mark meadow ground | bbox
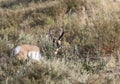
[0,0,120,84]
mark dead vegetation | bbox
[0,0,120,83]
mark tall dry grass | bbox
[0,0,120,83]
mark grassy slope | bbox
[0,0,120,83]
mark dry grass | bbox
[0,0,120,83]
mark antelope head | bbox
[49,26,64,54]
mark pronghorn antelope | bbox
[13,27,64,61]
[13,44,42,61]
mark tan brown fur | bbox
[14,44,40,61]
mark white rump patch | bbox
[28,51,43,61]
[13,46,21,56]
